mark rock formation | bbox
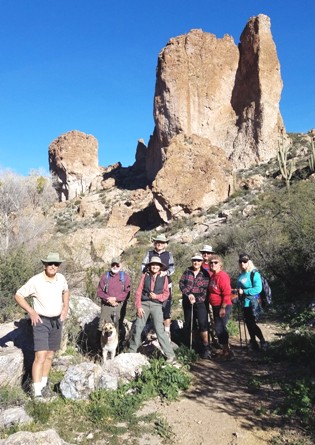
[152,134,234,222]
[146,14,284,181]
[49,130,102,201]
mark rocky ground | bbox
[135,322,301,445]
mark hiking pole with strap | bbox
[237,301,243,348]
[243,318,248,347]
[190,302,194,350]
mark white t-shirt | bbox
[16,271,68,317]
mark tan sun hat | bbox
[200,244,215,253]
[191,253,203,261]
[147,256,167,270]
[152,234,169,243]
[41,252,64,264]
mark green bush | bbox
[0,247,38,321]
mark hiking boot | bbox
[260,341,269,351]
[41,385,54,399]
[248,340,259,352]
[199,345,211,359]
[165,357,181,369]
[219,349,235,361]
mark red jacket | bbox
[208,270,232,307]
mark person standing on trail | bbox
[200,244,216,275]
[208,255,234,360]
[141,234,175,338]
[179,253,210,359]
[97,256,131,341]
[129,256,176,364]
[236,253,268,352]
[14,252,69,399]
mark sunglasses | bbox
[111,263,120,267]
[239,260,249,264]
[46,262,61,267]
[192,259,202,262]
[210,261,219,264]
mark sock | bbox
[41,376,48,389]
[33,382,42,397]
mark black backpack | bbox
[250,270,272,309]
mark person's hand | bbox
[219,307,226,317]
[60,308,68,322]
[107,297,118,306]
[159,271,167,277]
[29,310,42,326]
[149,292,157,300]
[137,308,145,318]
[188,294,196,304]
[238,288,244,295]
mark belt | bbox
[40,315,61,329]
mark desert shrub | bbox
[0,386,28,409]
[213,181,315,304]
[0,247,38,321]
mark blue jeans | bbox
[212,305,232,345]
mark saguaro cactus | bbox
[308,138,315,173]
[277,134,295,191]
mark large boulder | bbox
[152,133,234,222]
[0,429,71,445]
[60,353,149,400]
[49,130,102,201]
[146,14,284,181]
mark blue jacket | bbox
[237,269,263,316]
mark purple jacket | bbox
[97,271,131,303]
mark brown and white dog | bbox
[100,321,119,362]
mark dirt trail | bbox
[141,322,284,445]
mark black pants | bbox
[243,307,265,344]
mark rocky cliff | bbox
[49,130,102,201]
[146,14,284,181]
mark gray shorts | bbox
[33,315,63,352]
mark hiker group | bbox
[97,237,270,361]
[14,236,270,398]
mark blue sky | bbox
[0,0,314,176]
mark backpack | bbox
[103,271,126,293]
[250,270,272,309]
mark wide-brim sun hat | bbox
[147,256,167,270]
[41,252,64,264]
[152,234,169,243]
[200,244,215,253]
[191,253,204,261]
[111,257,121,265]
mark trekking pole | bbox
[237,302,243,348]
[190,302,194,350]
[243,319,248,347]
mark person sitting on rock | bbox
[129,256,176,364]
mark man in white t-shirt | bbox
[15,252,69,399]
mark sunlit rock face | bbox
[146,14,284,181]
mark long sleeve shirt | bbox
[208,270,232,307]
[97,271,131,303]
[141,250,175,277]
[237,270,262,296]
[135,272,169,309]
[179,267,209,303]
